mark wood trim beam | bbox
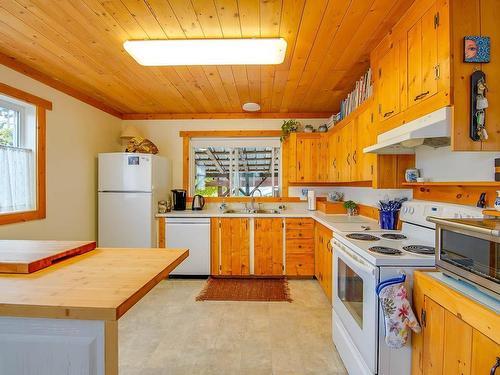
[182,137,190,191]
[180,130,282,138]
[123,112,331,120]
[0,52,123,119]
[0,82,52,110]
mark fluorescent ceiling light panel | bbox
[123,38,287,66]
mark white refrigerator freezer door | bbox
[98,153,152,192]
[98,192,154,248]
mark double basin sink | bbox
[222,208,281,215]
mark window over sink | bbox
[190,138,281,198]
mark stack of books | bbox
[336,68,373,121]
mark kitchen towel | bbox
[379,283,421,349]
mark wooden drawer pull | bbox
[414,91,430,101]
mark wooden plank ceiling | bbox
[0,0,414,118]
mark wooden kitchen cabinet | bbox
[314,222,333,303]
[412,271,500,375]
[406,1,439,108]
[210,217,250,276]
[254,218,283,276]
[287,133,322,183]
[285,218,314,277]
[374,37,404,122]
[352,104,376,182]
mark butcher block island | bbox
[0,245,188,375]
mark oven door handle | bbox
[334,242,376,276]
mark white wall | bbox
[122,118,327,189]
[0,65,122,240]
[288,186,413,206]
[415,145,499,181]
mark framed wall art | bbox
[464,36,490,63]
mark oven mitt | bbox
[379,283,421,349]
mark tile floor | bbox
[119,279,347,375]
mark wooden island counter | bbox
[0,247,188,375]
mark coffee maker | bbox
[171,189,187,211]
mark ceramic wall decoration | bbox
[318,124,328,133]
[327,191,344,202]
[404,168,420,182]
[464,36,490,63]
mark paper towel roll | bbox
[307,190,316,211]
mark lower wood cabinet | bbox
[254,218,283,276]
[412,271,500,375]
[285,218,315,277]
[210,217,250,276]
[211,217,317,278]
[315,223,333,303]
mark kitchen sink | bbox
[222,209,281,215]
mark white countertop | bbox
[156,209,381,233]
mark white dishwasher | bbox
[166,217,211,276]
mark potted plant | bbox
[280,119,300,142]
[343,200,358,216]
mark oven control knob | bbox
[409,207,415,214]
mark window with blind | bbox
[0,96,36,214]
[190,138,281,198]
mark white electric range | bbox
[331,200,484,375]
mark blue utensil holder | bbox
[379,210,399,230]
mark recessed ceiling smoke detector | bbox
[242,102,261,112]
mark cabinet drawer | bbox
[286,238,314,253]
[286,253,314,276]
[285,218,314,230]
[286,228,314,239]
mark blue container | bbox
[379,210,399,230]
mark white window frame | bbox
[190,137,282,197]
[0,98,25,148]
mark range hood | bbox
[363,107,451,154]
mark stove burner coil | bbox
[381,233,408,240]
[346,233,380,241]
[368,246,402,255]
[402,245,435,255]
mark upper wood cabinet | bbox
[375,38,405,121]
[407,2,440,108]
[371,0,499,150]
[371,0,451,135]
[254,218,283,276]
[288,133,322,183]
[352,105,376,182]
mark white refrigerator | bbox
[98,153,171,248]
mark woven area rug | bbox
[196,277,292,302]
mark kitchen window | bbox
[0,85,50,225]
[190,138,281,197]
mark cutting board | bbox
[0,240,96,273]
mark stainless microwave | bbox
[428,217,499,297]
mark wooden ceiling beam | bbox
[126,112,330,120]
